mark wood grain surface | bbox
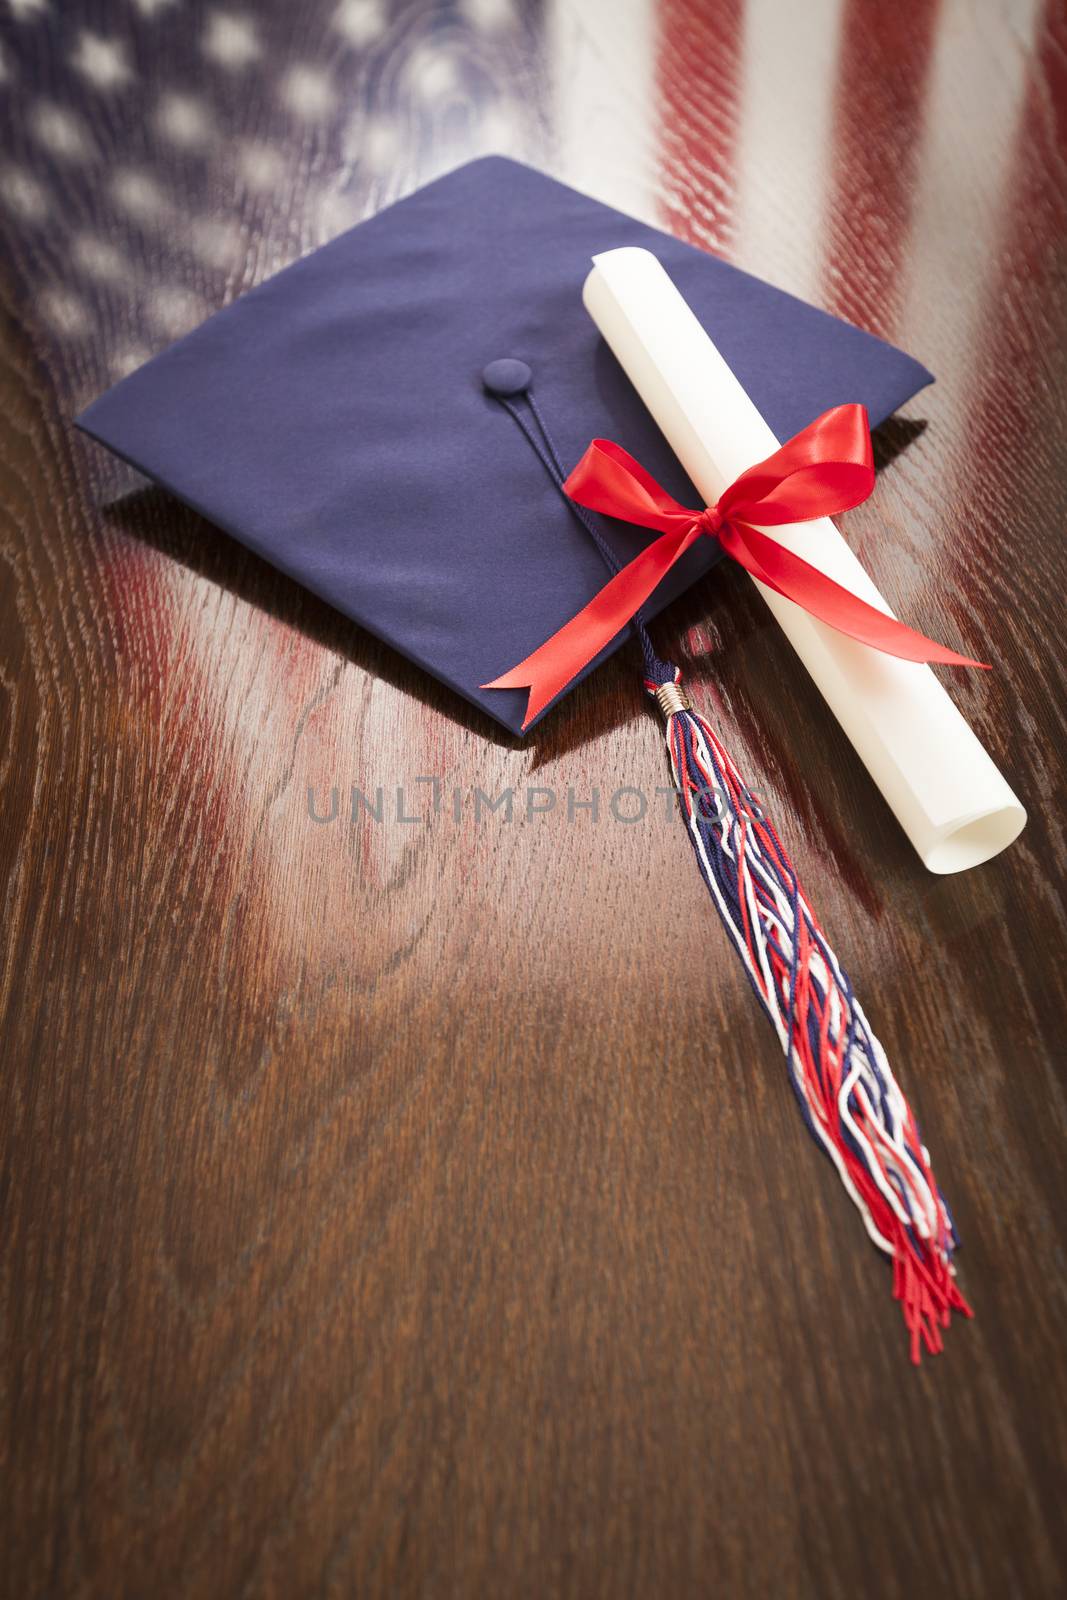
[2,1,1066,1596]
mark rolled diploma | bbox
[584,247,1025,874]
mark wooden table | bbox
[2,2,1065,1595]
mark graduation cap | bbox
[78,155,933,737]
[77,155,976,1359]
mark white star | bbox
[280,64,335,120]
[236,139,285,191]
[476,104,520,155]
[0,165,48,221]
[30,102,95,161]
[70,32,132,90]
[348,115,400,170]
[332,0,385,46]
[111,167,170,220]
[317,187,362,240]
[202,11,260,68]
[149,284,208,337]
[156,91,212,148]
[459,0,513,27]
[40,288,89,337]
[110,343,151,379]
[408,47,458,99]
[72,233,125,281]
[189,215,243,268]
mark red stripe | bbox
[822,0,942,335]
[656,0,744,254]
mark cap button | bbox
[482,358,532,397]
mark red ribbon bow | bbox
[484,403,987,729]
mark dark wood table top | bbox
[2,2,1065,1596]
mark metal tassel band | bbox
[653,679,691,719]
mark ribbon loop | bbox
[483,403,988,730]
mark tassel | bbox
[644,660,972,1361]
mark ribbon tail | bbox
[722,522,990,669]
[483,526,699,729]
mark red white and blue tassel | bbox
[643,654,972,1360]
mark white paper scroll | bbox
[583,247,1025,874]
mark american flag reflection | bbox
[0,0,1052,410]
[0,0,1059,1037]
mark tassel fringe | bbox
[647,665,971,1361]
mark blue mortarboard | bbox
[76,155,931,736]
